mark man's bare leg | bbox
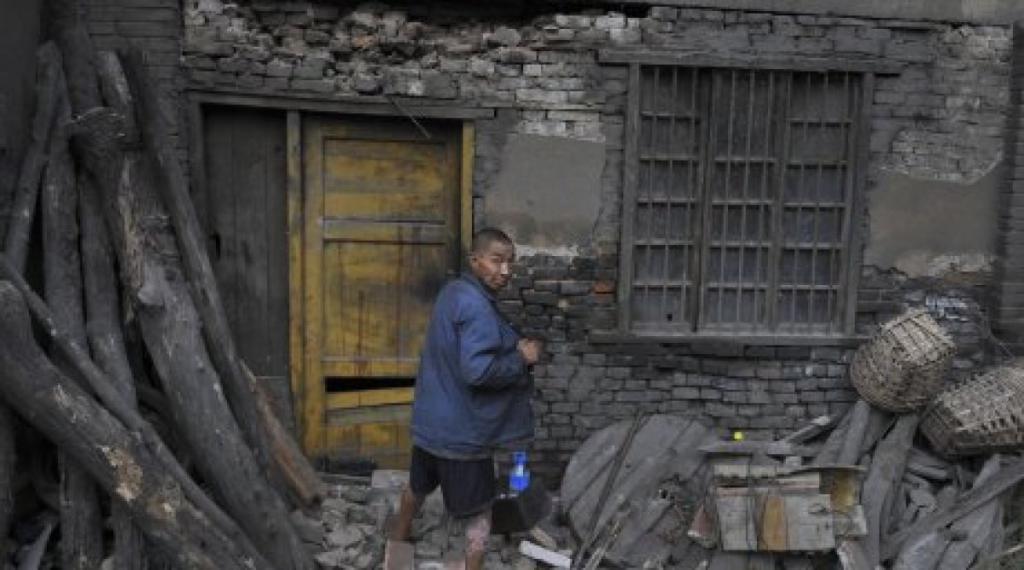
[464,508,491,570]
[390,486,423,541]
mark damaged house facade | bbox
[3,0,1024,485]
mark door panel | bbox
[201,106,293,429]
[300,115,462,468]
[321,238,446,377]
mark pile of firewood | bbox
[0,2,324,569]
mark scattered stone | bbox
[290,510,325,544]
[326,526,364,550]
[485,26,522,47]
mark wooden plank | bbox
[287,110,304,437]
[203,105,295,427]
[321,220,448,243]
[460,122,474,258]
[841,73,872,336]
[700,440,817,457]
[716,493,834,552]
[863,414,919,566]
[326,388,413,410]
[562,416,717,567]
[813,405,852,465]
[598,50,905,74]
[301,115,327,455]
[837,400,871,465]
[932,455,1003,569]
[782,414,834,444]
[190,89,496,119]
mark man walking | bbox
[389,228,542,570]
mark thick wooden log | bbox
[862,414,919,567]
[3,42,62,272]
[0,282,274,570]
[0,253,257,552]
[118,48,322,508]
[41,69,104,570]
[51,25,312,570]
[80,173,145,570]
[0,405,13,566]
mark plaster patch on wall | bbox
[485,134,605,250]
[864,167,1000,278]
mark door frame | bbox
[187,89,487,455]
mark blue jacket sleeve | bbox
[456,295,526,390]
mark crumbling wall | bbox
[178,1,1010,481]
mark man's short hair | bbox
[471,228,513,254]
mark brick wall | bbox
[83,0,186,165]
[994,22,1024,353]
[176,1,1007,482]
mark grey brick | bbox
[672,387,701,399]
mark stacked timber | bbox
[0,1,325,567]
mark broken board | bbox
[560,415,719,568]
[715,492,836,552]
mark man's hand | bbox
[517,338,543,365]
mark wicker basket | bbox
[921,365,1024,457]
[849,309,955,412]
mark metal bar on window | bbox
[659,67,679,327]
[685,66,699,329]
[789,73,813,332]
[753,71,775,332]
[696,71,718,332]
[767,72,793,330]
[717,70,737,327]
[736,69,755,330]
[808,72,827,330]
[643,66,660,324]
[827,72,851,334]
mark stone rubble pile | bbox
[303,474,570,570]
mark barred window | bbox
[620,64,869,338]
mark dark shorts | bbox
[409,446,496,518]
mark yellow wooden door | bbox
[298,115,464,469]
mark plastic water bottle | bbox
[509,451,530,494]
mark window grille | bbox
[621,65,867,337]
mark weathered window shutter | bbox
[623,64,866,338]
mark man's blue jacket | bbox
[411,273,534,458]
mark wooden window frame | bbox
[605,53,885,344]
